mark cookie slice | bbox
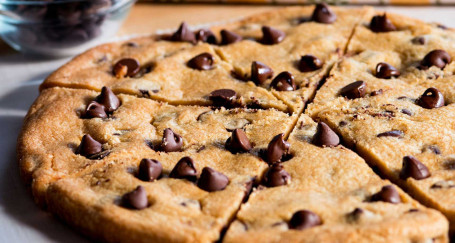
[216,6,371,113]
[224,114,448,242]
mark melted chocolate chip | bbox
[262,163,290,187]
[266,133,290,163]
[243,178,255,202]
[369,14,397,33]
[299,55,323,72]
[289,210,322,230]
[421,50,451,69]
[83,101,107,119]
[411,36,426,45]
[400,156,431,180]
[261,26,285,45]
[161,128,183,152]
[113,58,140,78]
[423,145,441,155]
[312,122,340,147]
[375,62,400,79]
[197,167,229,192]
[225,129,253,153]
[138,159,162,182]
[187,52,214,70]
[194,29,217,44]
[416,87,444,109]
[347,208,364,222]
[220,29,242,45]
[401,109,413,116]
[371,185,401,204]
[251,61,273,85]
[270,71,296,91]
[340,81,366,99]
[76,134,103,158]
[209,89,238,107]
[377,130,403,138]
[96,87,120,113]
[169,157,198,181]
[311,3,336,24]
[170,22,196,44]
[122,186,148,210]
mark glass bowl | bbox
[0,0,136,57]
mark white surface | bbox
[0,6,454,243]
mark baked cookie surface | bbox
[18,4,455,242]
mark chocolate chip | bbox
[122,186,148,210]
[195,29,217,44]
[423,145,441,155]
[251,61,273,85]
[377,130,403,138]
[113,58,140,78]
[416,87,444,109]
[138,159,162,182]
[170,22,196,44]
[421,50,451,69]
[83,101,107,119]
[197,167,229,192]
[261,26,285,45]
[96,87,120,113]
[311,3,336,24]
[289,210,322,230]
[161,128,183,152]
[312,122,340,147]
[76,134,103,158]
[370,89,383,96]
[340,81,366,99]
[225,129,253,153]
[369,14,396,33]
[220,29,242,45]
[270,71,296,91]
[411,36,426,45]
[262,163,290,187]
[209,89,238,107]
[347,208,364,222]
[243,178,255,202]
[431,180,455,189]
[400,156,431,180]
[266,133,290,163]
[299,55,323,72]
[371,185,401,204]
[187,52,214,70]
[401,109,413,116]
[375,62,400,79]
[169,157,198,182]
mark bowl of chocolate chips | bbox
[0,0,136,57]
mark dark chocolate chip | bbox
[340,81,366,99]
[220,29,242,45]
[311,3,336,24]
[312,122,340,147]
[369,14,397,33]
[371,185,401,204]
[375,62,400,79]
[400,156,431,180]
[401,109,413,116]
[370,89,383,96]
[243,178,255,202]
[187,52,214,70]
[76,134,103,158]
[423,145,441,155]
[197,167,229,192]
[377,130,403,138]
[225,129,253,153]
[169,156,198,181]
[266,133,290,163]
[289,210,322,230]
[113,58,140,78]
[270,71,296,91]
[416,87,444,109]
[209,89,238,107]
[83,101,107,119]
[299,55,323,72]
[421,50,451,69]
[122,186,148,210]
[251,61,273,85]
[161,128,183,152]
[261,26,285,45]
[138,159,162,182]
[96,86,120,113]
[347,208,364,222]
[262,163,290,187]
[170,22,196,44]
[411,36,426,45]
[195,29,217,44]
